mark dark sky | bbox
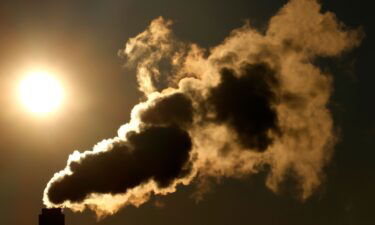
[0,0,374,225]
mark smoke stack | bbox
[39,208,64,225]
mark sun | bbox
[18,71,64,115]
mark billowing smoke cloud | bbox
[47,126,192,204]
[43,0,362,217]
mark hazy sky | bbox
[0,1,374,225]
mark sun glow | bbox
[18,71,64,115]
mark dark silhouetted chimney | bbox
[39,208,65,225]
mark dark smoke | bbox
[46,61,281,206]
[140,93,194,127]
[206,63,279,151]
[47,125,192,204]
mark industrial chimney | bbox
[39,208,65,225]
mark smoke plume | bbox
[43,0,362,217]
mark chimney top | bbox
[39,208,65,225]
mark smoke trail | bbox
[47,126,192,204]
[43,0,362,217]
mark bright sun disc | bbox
[19,71,64,115]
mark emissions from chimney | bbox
[43,0,363,218]
[39,208,65,225]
